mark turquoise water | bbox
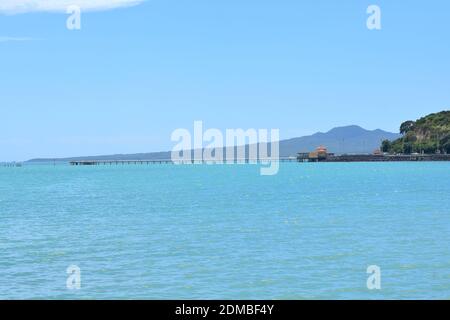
[0,162,449,299]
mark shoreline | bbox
[300,154,450,163]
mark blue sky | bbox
[1,0,449,161]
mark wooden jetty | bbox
[70,158,298,166]
[69,153,450,166]
[1,162,22,167]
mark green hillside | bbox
[381,111,450,154]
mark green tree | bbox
[381,140,391,152]
[400,120,415,135]
[403,142,413,154]
[391,143,403,154]
[440,135,450,154]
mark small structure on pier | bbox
[298,146,334,162]
[373,149,383,155]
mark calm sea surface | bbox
[0,162,449,299]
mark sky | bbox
[1,0,449,161]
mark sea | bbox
[0,162,449,299]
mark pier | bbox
[68,153,450,166]
[70,158,298,166]
[1,162,22,167]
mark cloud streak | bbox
[0,0,145,14]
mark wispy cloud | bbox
[0,0,146,15]
[0,36,36,42]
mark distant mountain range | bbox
[27,125,401,162]
[280,125,400,156]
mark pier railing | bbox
[69,154,450,165]
[70,158,297,165]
